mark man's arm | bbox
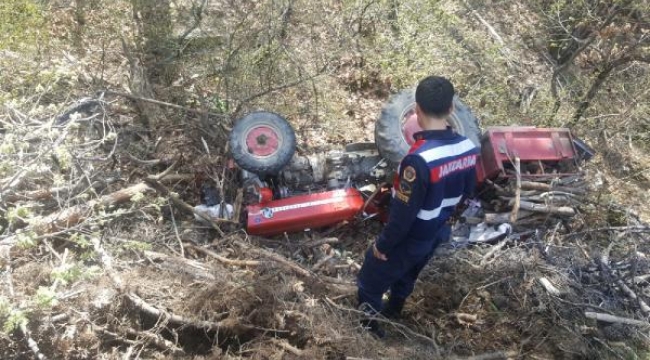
[374,155,429,255]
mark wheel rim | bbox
[399,101,464,145]
[244,124,282,157]
[400,103,421,146]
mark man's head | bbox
[415,76,455,124]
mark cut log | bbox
[518,200,575,217]
[484,211,533,224]
[520,181,586,195]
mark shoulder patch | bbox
[402,166,416,182]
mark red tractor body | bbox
[246,188,365,235]
[243,126,583,236]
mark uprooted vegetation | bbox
[2,0,650,359]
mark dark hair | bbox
[415,76,455,117]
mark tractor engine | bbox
[277,144,390,192]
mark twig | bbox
[312,254,334,271]
[125,292,278,334]
[19,322,47,360]
[480,237,510,266]
[510,157,521,223]
[324,297,438,347]
[598,250,650,315]
[100,90,227,118]
[271,338,304,356]
[98,326,185,355]
[538,277,562,296]
[585,312,650,327]
[302,237,340,248]
[451,351,518,360]
[564,226,650,238]
[148,158,180,181]
[233,64,328,114]
[185,244,260,267]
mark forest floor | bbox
[1,1,650,359]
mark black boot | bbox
[381,297,405,319]
[360,318,386,339]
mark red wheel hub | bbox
[402,108,422,145]
[245,125,281,157]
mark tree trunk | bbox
[572,65,614,123]
[131,0,177,86]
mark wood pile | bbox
[478,157,587,229]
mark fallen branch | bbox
[585,312,650,327]
[108,326,185,355]
[125,292,267,335]
[185,244,261,267]
[0,183,152,246]
[538,277,562,296]
[143,250,217,281]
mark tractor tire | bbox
[229,112,296,175]
[374,89,482,166]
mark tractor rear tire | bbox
[374,89,482,166]
[229,112,296,175]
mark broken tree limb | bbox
[517,200,575,217]
[0,183,152,246]
[510,157,521,224]
[32,182,152,234]
[125,292,271,335]
[585,312,650,327]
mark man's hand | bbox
[372,243,388,261]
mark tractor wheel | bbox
[374,89,482,166]
[229,112,296,175]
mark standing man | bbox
[357,76,479,337]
